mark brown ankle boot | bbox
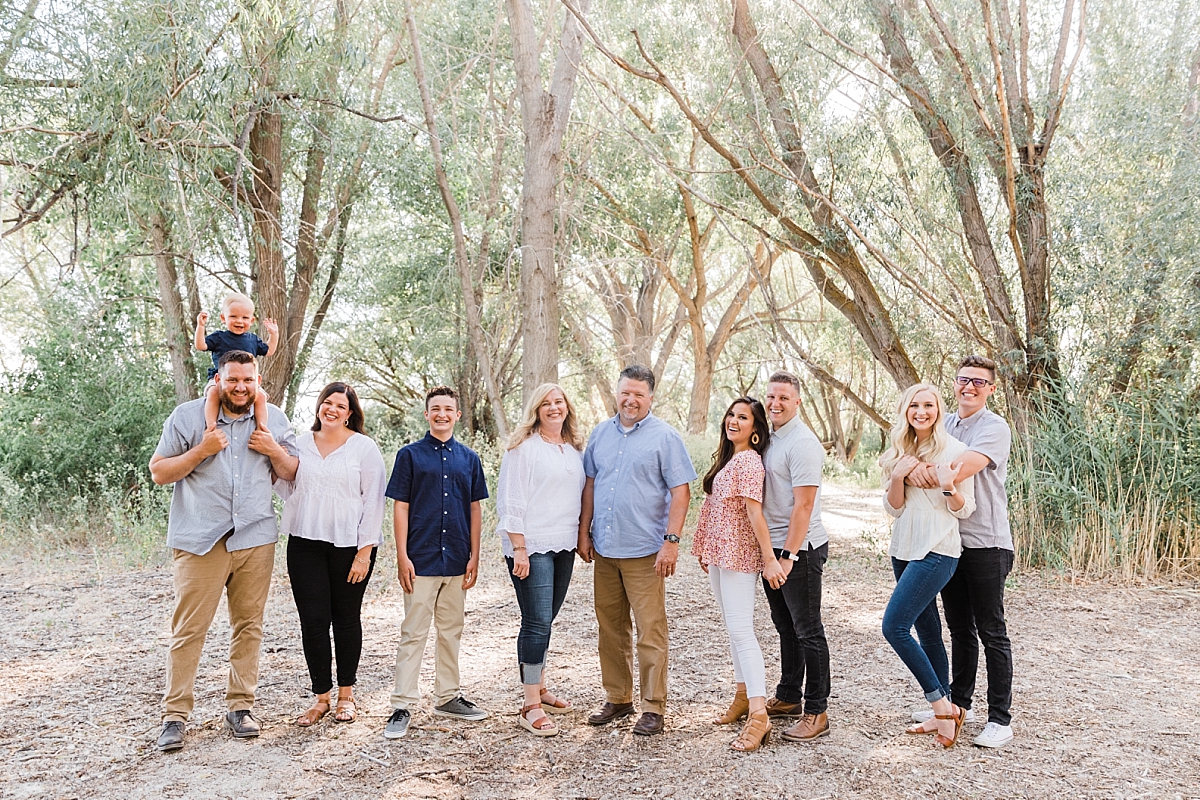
[713,687,749,725]
[731,709,772,752]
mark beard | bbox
[220,388,255,417]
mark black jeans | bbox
[940,546,1014,725]
[506,549,574,685]
[286,536,376,695]
[762,543,830,714]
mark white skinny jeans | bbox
[709,566,767,699]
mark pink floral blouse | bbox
[692,450,766,574]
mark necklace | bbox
[539,432,565,446]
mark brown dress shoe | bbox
[587,701,635,726]
[632,711,664,736]
[764,698,804,717]
[781,712,830,742]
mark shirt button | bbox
[444,511,448,515]
[444,493,448,497]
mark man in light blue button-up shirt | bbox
[148,351,298,752]
[578,365,696,735]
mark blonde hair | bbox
[878,383,952,477]
[221,292,255,314]
[507,383,583,451]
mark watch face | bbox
[665,534,680,543]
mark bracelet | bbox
[512,546,527,551]
[353,555,369,563]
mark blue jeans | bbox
[506,549,574,685]
[884,553,958,703]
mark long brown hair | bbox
[311,382,366,434]
[702,397,769,494]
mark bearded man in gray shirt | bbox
[149,350,299,752]
[907,354,1015,748]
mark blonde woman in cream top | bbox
[878,383,975,750]
[494,383,586,737]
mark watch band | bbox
[664,533,681,544]
[779,549,800,561]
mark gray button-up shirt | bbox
[945,407,1012,551]
[583,414,697,559]
[154,398,298,556]
[763,414,828,549]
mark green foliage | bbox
[1011,382,1200,578]
[0,292,174,494]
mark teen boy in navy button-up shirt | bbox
[385,386,489,729]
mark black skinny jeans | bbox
[940,546,1014,725]
[286,536,376,695]
[762,542,831,714]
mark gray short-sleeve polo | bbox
[762,415,827,549]
[945,407,1012,551]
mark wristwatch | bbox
[664,533,681,544]
[779,549,801,562]
[942,489,957,497]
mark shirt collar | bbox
[610,413,653,432]
[217,405,256,425]
[771,413,801,438]
[951,407,990,429]
[424,431,456,450]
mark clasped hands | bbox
[894,456,963,492]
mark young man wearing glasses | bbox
[907,354,1014,747]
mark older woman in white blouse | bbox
[495,383,586,736]
[879,383,975,748]
[279,382,386,727]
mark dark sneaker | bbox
[157,721,185,752]
[224,710,261,738]
[384,708,411,739]
[433,696,488,721]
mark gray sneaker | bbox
[433,696,488,721]
[156,721,185,752]
[384,708,411,739]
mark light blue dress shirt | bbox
[583,414,697,559]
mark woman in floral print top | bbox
[693,397,786,752]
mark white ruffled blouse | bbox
[494,435,585,556]
[277,432,387,549]
[884,437,976,561]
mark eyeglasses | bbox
[954,376,993,388]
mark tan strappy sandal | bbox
[296,701,330,727]
[730,709,772,752]
[933,705,966,749]
[713,687,749,725]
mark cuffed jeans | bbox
[941,546,1014,725]
[710,566,767,699]
[762,543,831,714]
[163,535,274,722]
[506,549,574,686]
[884,553,957,703]
[286,536,376,695]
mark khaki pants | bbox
[593,552,669,714]
[163,537,275,722]
[390,575,466,709]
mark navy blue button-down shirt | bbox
[385,433,489,576]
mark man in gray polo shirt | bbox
[760,371,831,742]
[149,350,298,752]
[908,354,1014,748]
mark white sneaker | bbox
[972,722,1013,748]
[911,707,976,724]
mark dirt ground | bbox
[3,484,1199,800]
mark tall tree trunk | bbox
[149,212,198,404]
[506,0,589,404]
[246,102,287,397]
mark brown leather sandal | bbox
[905,720,938,735]
[714,687,749,725]
[730,709,772,752]
[539,688,573,715]
[296,701,330,727]
[933,705,966,749]
[519,703,558,737]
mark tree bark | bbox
[506,0,589,404]
[149,212,198,404]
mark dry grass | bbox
[2,485,1199,799]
